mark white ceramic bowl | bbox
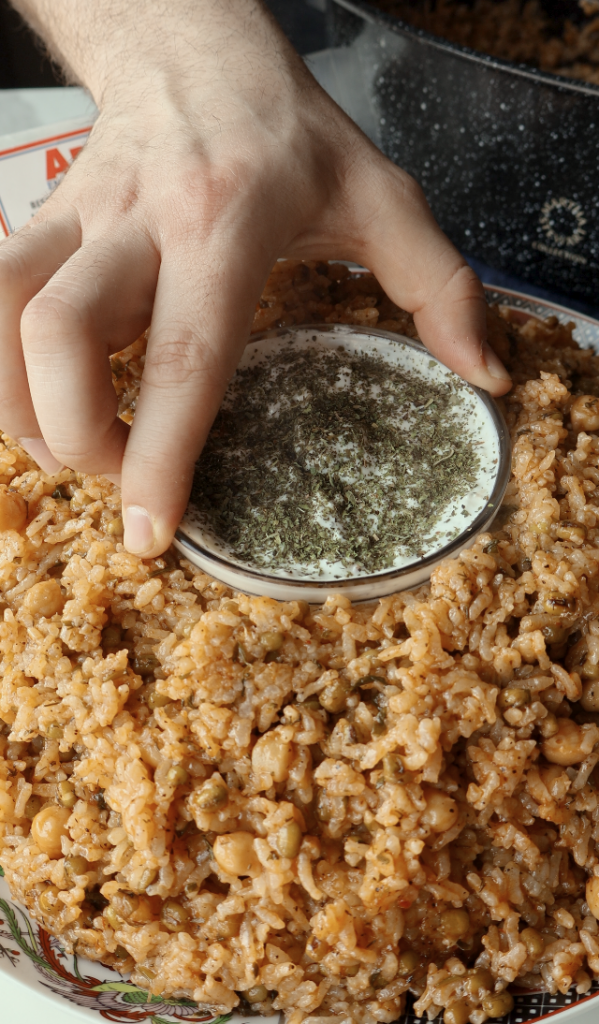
[175,323,511,602]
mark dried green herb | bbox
[191,342,482,576]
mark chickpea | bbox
[213,831,260,876]
[571,394,599,433]
[422,789,458,833]
[276,821,303,859]
[542,719,596,766]
[193,777,229,811]
[160,898,189,932]
[58,780,76,808]
[586,876,599,920]
[439,908,470,941]
[465,968,494,998]
[397,950,420,976]
[319,679,350,713]
[39,884,62,915]
[31,805,70,858]
[482,992,515,1019]
[260,631,284,652]
[65,855,89,879]
[251,730,292,782]
[444,999,471,1024]
[521,927,544,957]
[22,579,64,618]
[0,488,27,532]
[581,679,599,711]
[497,687,530,710]
[166,765,189,787]
[246,985,268,1004]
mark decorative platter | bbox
[1,287,599,1024]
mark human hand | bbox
[2,0,511,557]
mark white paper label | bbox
[0,120,92,235]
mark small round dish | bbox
[174,324,510,602]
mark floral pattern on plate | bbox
[0,872,242,1024]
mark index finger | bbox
[120,244,271,556]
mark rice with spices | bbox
[2,260,599,1024]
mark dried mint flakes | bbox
[191,343,482,577]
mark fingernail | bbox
[103,473,122,487]
[18,438,64,475]
[482,341,511,382]
[124,505,154,554]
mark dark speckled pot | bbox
[327,0,599,304]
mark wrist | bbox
[12,0,304,113]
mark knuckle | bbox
[47,440,94,464]
[441,262,485,304]
[48,440,115,471]
[144,333,226,392]
[125,447,191,494]
[0,244,31,297]
[21,290,87,348]
[395,170,426,208]
[45,416,123,470]
[163,160,249,242]
[145,336,198,387]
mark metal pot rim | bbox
[331,0,599,97]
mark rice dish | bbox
[2,261,599,1024]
